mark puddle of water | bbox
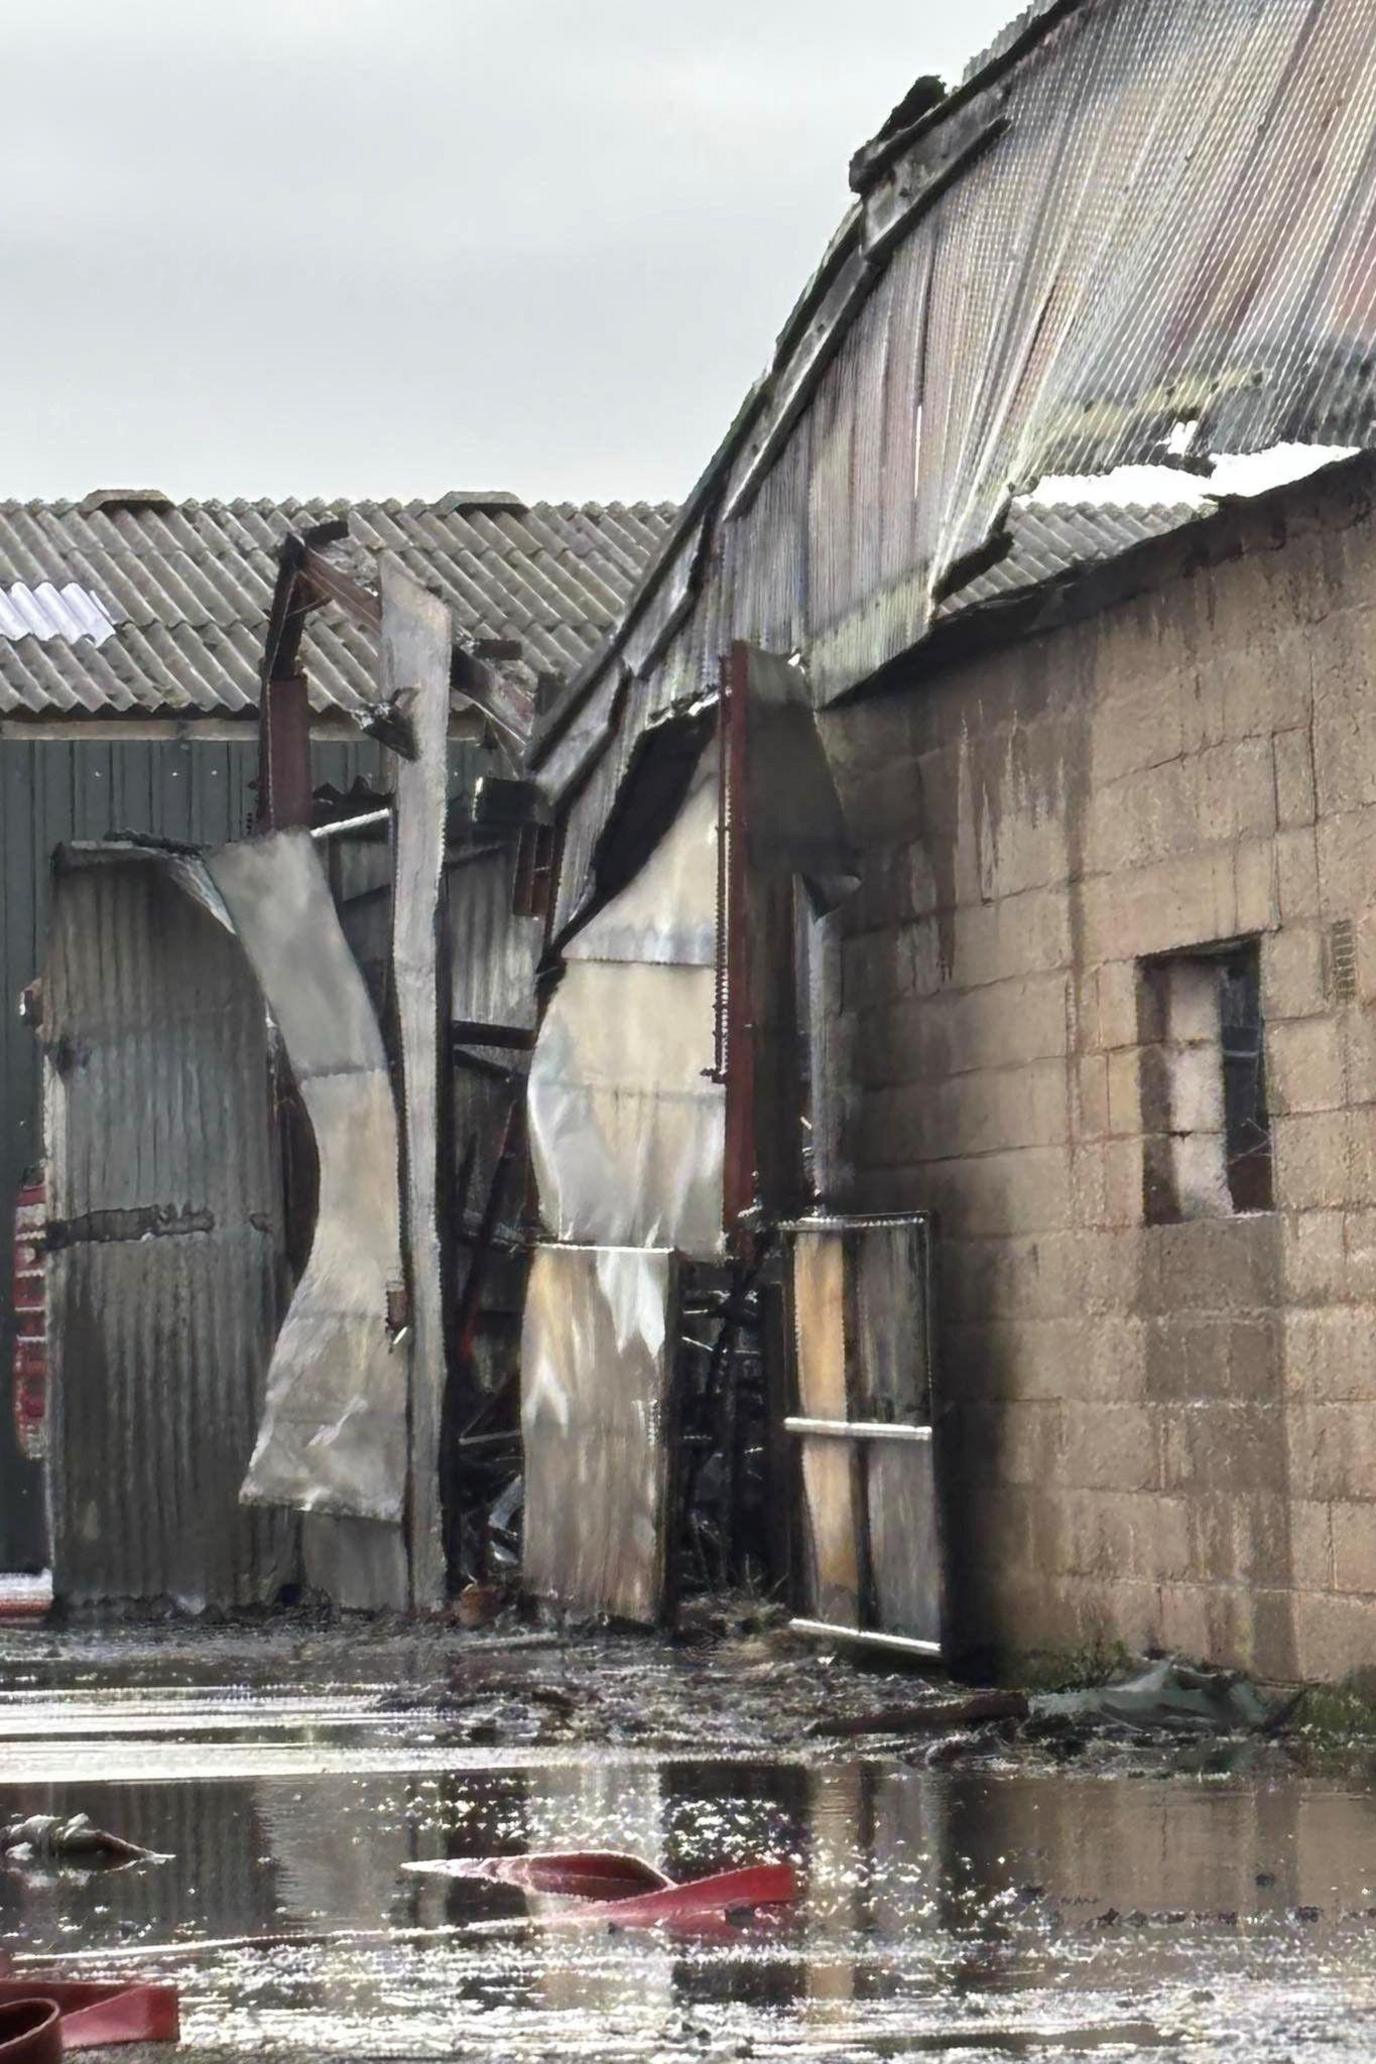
[5,1712,1376,2060]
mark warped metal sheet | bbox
[529,962,725,1259]
[529,745,725,1260]
[381,555,453,1609]
[207,830,408,1528]
[542,0,1376,911]
[42,850,293,1609]
[447,845,543,1031]
[521,1244,679,1624]
[563,743,720,967]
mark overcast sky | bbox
[1,2,1017,507]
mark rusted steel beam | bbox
[257,521,348,830]
[257,674,313,831]
[299,544,383,633]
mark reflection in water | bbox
[5,1743,1376,2056]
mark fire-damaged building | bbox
[19,0,1376,1684]
[522,0,1376,1683]
[0,491,676,1587]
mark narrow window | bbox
[1140,940,1273,1223]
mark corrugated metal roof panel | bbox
[0,496,676,720]
[544,0,1376,920]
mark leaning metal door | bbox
[783,1213,943,1657]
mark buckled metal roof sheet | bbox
[936,499,1204,617]
[537,0,1376,926]
[0,496,677,721]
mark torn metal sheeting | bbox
[381,555,454,1610]
[564,744,720,968]
[206,830,408,1527]
[540,0,1376,941]
[521,1245,679,1625]
[739,648,859,915]
[42,848,293,1610]
[529,745,725,1261]
[529,965,725,1260]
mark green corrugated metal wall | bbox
[0,733,386,1569]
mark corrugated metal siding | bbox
[0,735,384,1569]
[43,851,294,1608]
[448,846,543,1032]
[544,0,1376,925]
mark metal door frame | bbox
[781,1212,944,1658]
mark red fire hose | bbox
[0,1982,178,2056]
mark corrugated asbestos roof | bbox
[939,500,1203,616]
[0,495,677,721]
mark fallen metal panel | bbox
[381,554,454,1610]
[521,1244,678,1624]
[42,850,293,1609]
[206,830,408,1527]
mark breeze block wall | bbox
[824,462,1376,1682]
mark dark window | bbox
[1140,939,1273,1224]
[1218,946,1272,1213]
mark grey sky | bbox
[2,2,1017,506]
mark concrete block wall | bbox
[825,467,1376,1680]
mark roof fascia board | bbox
[0,711,490,743]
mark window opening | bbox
[1140,939,1272,1223]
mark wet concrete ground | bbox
[1,1622,1375,2059]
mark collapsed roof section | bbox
[533,0,1376,921]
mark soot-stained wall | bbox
[824,465,1376,1680]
